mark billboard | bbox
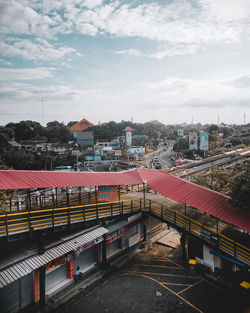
[189,132,198,150]
[130,146,143,154]
[177,128,183,137]
[200,132,209,151]
[98,186,117,201]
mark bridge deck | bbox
[0,197,249,266]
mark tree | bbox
[192,168,232,194]
[47,121,61,128]
[230,162,250,213]
[67,121,78,128]
[6,121,47,141]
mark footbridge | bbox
[0,169,249,267]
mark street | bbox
[57,243,249,313]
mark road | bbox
[145,141,175,169]
[58,242,249,313]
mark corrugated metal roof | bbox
[139,169,250,232]
[0,226,108,288]
[0,168,249,232]
[0,169,143,190]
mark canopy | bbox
[0,168,249,232]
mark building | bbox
[70,118,94,146]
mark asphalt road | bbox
[58,244,250,313]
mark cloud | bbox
[0,37,76,61]
[0,67,55,81]
[115,48,142,56]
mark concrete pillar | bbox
[39,266,46,310]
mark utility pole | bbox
[244,112,246,125]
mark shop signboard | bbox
[94,155,102,161]
[106,228,126,245]
[79,236,103,252]
[189,132,198,150]
[85,156,94,161]
[200,132,209,151]
[200,227,219,243]
[98,186,117,201]
[177,128,184,137]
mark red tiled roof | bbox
[0,168,249,231]
[123,127,134,132]
[70,118,94,131]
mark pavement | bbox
[56,238,250,313]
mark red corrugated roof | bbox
[139,169,250,232]
[70,118,94,131]
[0,169,143,190]
[0,168,249,232]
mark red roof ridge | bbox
[70,118,94,131]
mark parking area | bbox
[58,244,249,313]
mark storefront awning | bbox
[0,226,108,288]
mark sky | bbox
[0,0,250,126]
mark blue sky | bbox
[0,0,250,126]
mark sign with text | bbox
[189,132,198,150]
[177,128,184,137]
[98,186,117,201]
[200,132,209,151]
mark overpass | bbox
[0,168,249,267]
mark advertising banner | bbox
[177,128,184,137]
[98,186,117,201]
[200,132,209,151]
[130,146,143,154]
[189,132,198,150]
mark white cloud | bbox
[115,48,142,56]
[0,67,55,81]
[0,37,76,61]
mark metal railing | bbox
[149,200,250,265]
[0,198,249,265]
[0,198,144,237]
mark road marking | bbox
[120,272,204,313]
[177,279,204,295]
[123,270,200,279]
[160,282,192,286]
[139,257,184,269]
[133,263,182,269]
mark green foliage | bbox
[6,120,47,141]
[2,150,44,170]
[192,168,232,194]
[230,162,250,213]
[90,120,168,142]
[5,121,74,143]
[173,137,189,152]
[47,125,74,143]
[67,121,78,128]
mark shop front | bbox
[0,272,33,313]
[106,227,126,258]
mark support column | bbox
[180,233,187,262]
[118,185,120,201]
[143,183,146,208]
[67,260,74,279]
[34,269,39,303]
[101,234,107,270]
[39,266,46,310]
[143,224,147,241]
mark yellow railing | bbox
[149,200,250,265]
[0,198,144,235]
[0,198,249,265]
